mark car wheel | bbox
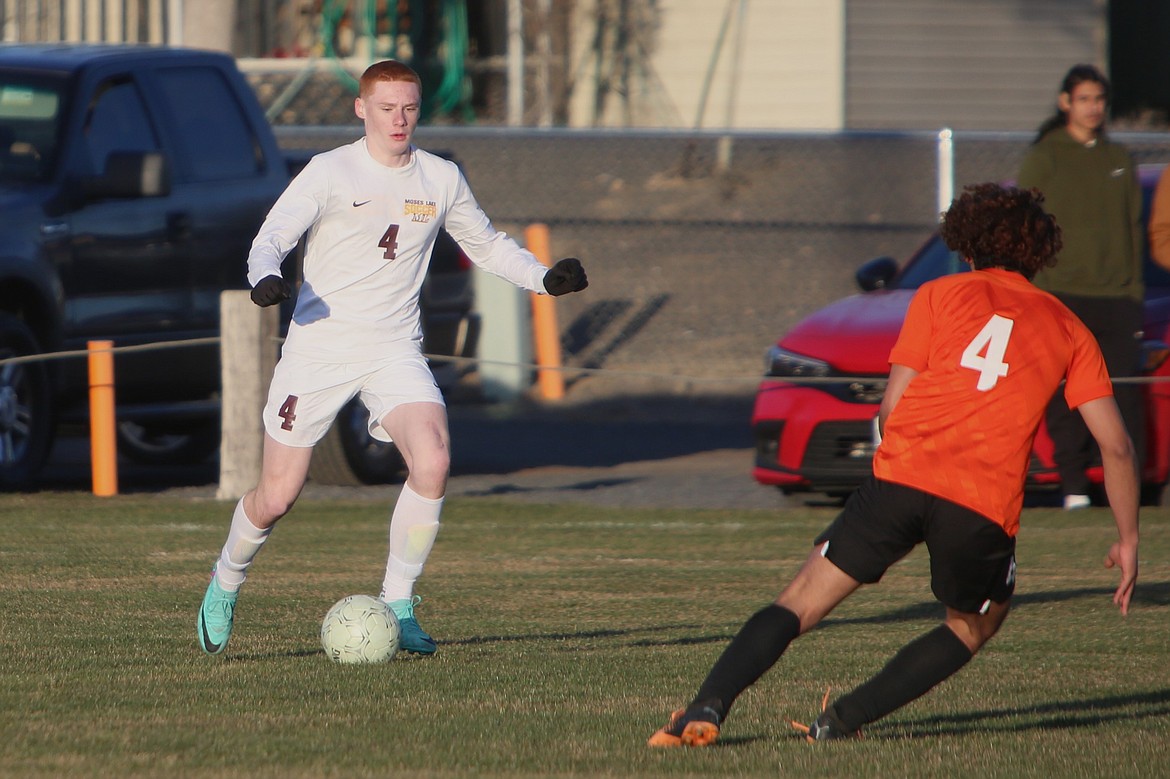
[309,398,405,486]
[0,313,55,486]
[115,421,220,465]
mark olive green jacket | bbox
[1017,127,1143,301]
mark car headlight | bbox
[764,346,831,378]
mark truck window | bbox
[0,74,66,183]
[82,77,161,176]
[153,67,261,182]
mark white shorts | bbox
[262,350,445,447]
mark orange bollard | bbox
[87,340,118,496]
[525,223,566,401]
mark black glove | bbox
[542,257,588,296]
[250,274,291,307]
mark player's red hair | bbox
[359,60,422,97]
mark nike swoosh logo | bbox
[353,199,372,207]
[199,613,223,654]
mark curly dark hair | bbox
[939,183,1063,280]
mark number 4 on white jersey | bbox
[960,314,1013,391]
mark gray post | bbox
[183,0,236,52]
[217,290,278,500]
[473,269,532,402]
[507,0,524,126]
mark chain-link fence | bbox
[271,119,1170,394]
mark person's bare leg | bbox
[378,402,450,654]
[813,601,1012,738]
[217,435,312,590]
[649,549,861,747]
[198,437,312,655]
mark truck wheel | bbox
[116,421,220,465]
[309,398,405,486]
[0,313,55,486]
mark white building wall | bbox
[845,0,1103,131]
[569,0,845,130]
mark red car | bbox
[752,164,1170,503]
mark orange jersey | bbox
[873,268,1113,535]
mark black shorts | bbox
[814,476,1017,614]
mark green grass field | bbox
[1,493,1167,778]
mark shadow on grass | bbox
[693,735,765,748]
[221,647,322,663]
[630,581,1170,650]
[219,583,1170,660]
[444,623,711,648]
[819,579,1170,630]
[446,393,754,475]
[225,646,441,662]
[1014,579,1170,608]
[869,687,1170,739]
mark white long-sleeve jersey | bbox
[248,139,549,362]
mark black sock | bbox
[832,625,974,731]
[688,604,801,720]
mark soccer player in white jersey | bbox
[197,60,588,657]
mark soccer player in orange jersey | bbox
[649,183,1140,748]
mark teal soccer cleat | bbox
[385,595,437,655]
[197,570,238,655]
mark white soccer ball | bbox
[320,594,401,664]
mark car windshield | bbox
[0,72,66,184]
[890,233,969,289]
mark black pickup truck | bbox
[0,44,475,487]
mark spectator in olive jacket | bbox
[1017,64,1144,510]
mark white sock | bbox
[215,498,271,593]
[380,483,443,603]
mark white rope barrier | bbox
[0,337,1162,385]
